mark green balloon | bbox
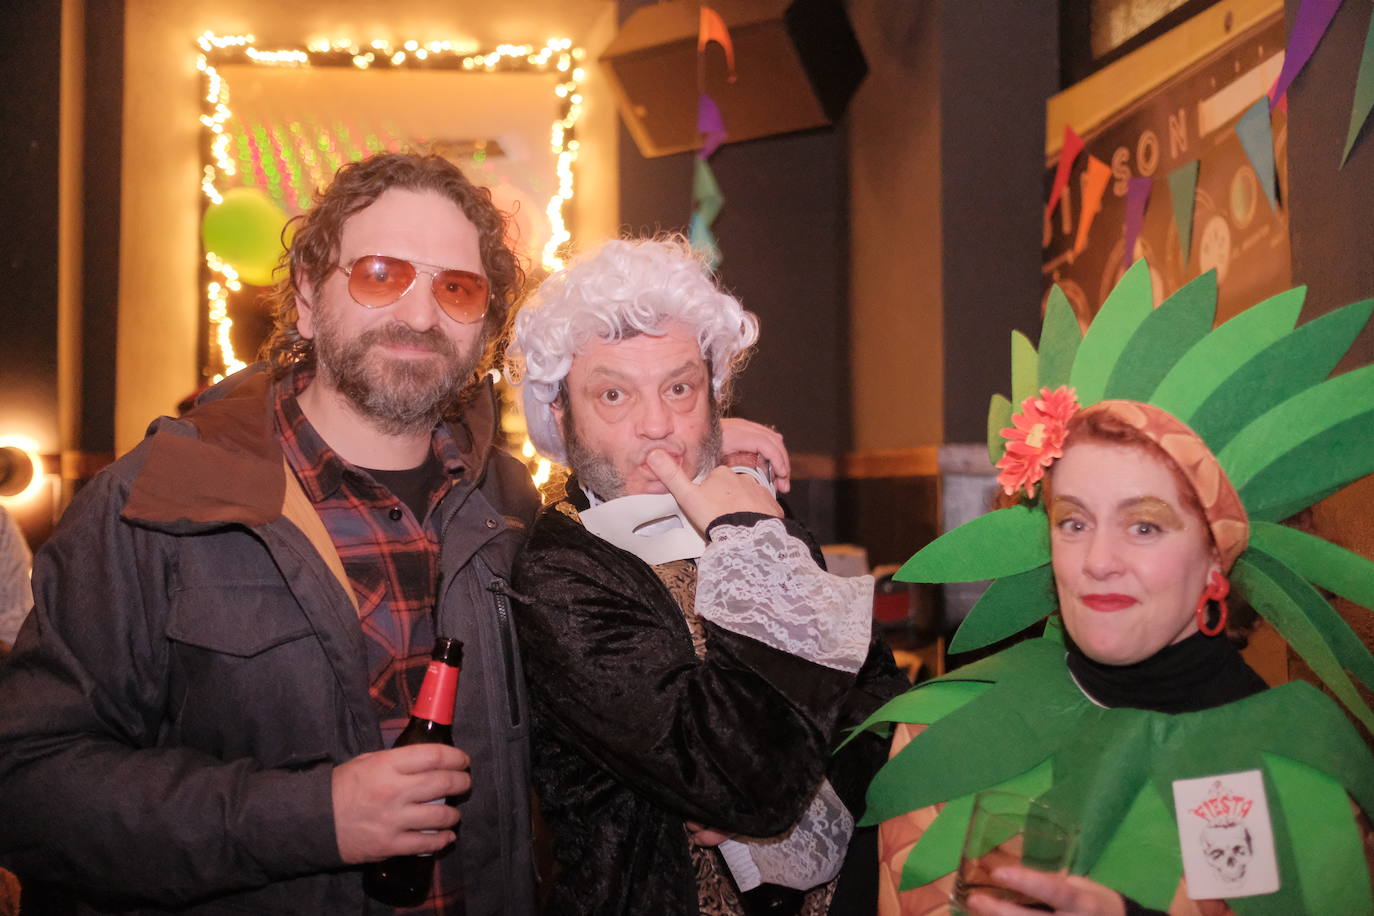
[201,187,290,287]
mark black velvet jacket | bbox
[511,500,907,915]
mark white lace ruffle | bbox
[695,518,872,673]
[717,778,854,891]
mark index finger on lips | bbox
[645,449,692,497]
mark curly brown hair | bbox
[259,152,527,391]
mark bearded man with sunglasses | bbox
[0,153,787,915]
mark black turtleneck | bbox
[1066,629,1269,714]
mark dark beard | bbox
[563,406,723,501]
[314,311,481,437]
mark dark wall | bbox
[614,70,850,460]
[616,124,850,457]
[614,1,852,540]
[0,1,122,546]
[0,3,62,427]
[939,1,1058,444]
[1284,0,1374,693]
[0,3,62,544]
[1285,0,1374,360]
[80,0,124,457]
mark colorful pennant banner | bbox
[698,5,737,83]
[1121,176,1153,272]
[690,5,734,268]
[1236,97,1279,209]
[1045,125,1086,225]
[690,158,724,268]
[1072,155,1112,257]
[698,93,728,161]
[1344,6,1374,164]
[1269,0,1345,106]
[1167,160,1200,263]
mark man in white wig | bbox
[507,235,905,915]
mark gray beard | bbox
[313,310,481,438]
[563,406,723,501]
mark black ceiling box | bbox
[600,0,867,158]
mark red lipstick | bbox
[1081,593,1138,612]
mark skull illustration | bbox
[1200,822,1253,883]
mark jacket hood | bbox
[122,363,502,532]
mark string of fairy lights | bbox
[196,30,584,380]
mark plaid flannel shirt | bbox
[274,368,467,913]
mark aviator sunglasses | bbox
[337,254,490,324]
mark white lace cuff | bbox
[695,518,873,673]
[718,779,854,891]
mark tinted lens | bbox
[431,270,489,324]
[347,255,416,308]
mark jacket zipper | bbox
[490,579,523,729]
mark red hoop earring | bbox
[1194,571,1230,637]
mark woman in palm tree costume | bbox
[853,262,1374,915]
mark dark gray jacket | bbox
[0,367,540,914]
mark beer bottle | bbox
[363,637,463,907]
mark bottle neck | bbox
[411,659,460,725]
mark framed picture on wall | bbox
[1042,0,1289,327]
[195,35,585,382]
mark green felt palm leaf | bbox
[838,679,988,752]
[1150,286,1306,420]
[1185,300,1374,454]
[1042,713,1159,873]
[1088,785,1180,912]
[895,505,1050,583]
[868,645,1374,911]
[1266,752,1374,916]
[1232,551,1374,733]
[947,564,1056,654]
[1240,545,1374,693]
[1249,520,1374,612]
[987,393,1013,466]
[1228,764,1306,916]
[1103,270,1216,401]
[899,794,973,889]
[861,642,1374,907]
[1238,410,1374,522]
[862,641,1074,824]
[1069,259,1154,405]
[1038,286,1082,389]
[1219,363,1374,491]
[898,762,1054,890]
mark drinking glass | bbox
[950,790,1078,914]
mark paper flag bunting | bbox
[1269,0,1345,106]
[698,5,737,83]
[1045,125,1086,224]
[1122,176,1152,272]
[698,93,727,160]
[1167,160,1199,262]
[690,158,724,269]
[1235,97,1279,209]
[1343,5,1374,165]
[1072,155,1113,257]
[689,213,721,270]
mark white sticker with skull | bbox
[1171,770,1280,899]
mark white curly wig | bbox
[508,235,759,464]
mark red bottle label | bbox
[411,661,459,725]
